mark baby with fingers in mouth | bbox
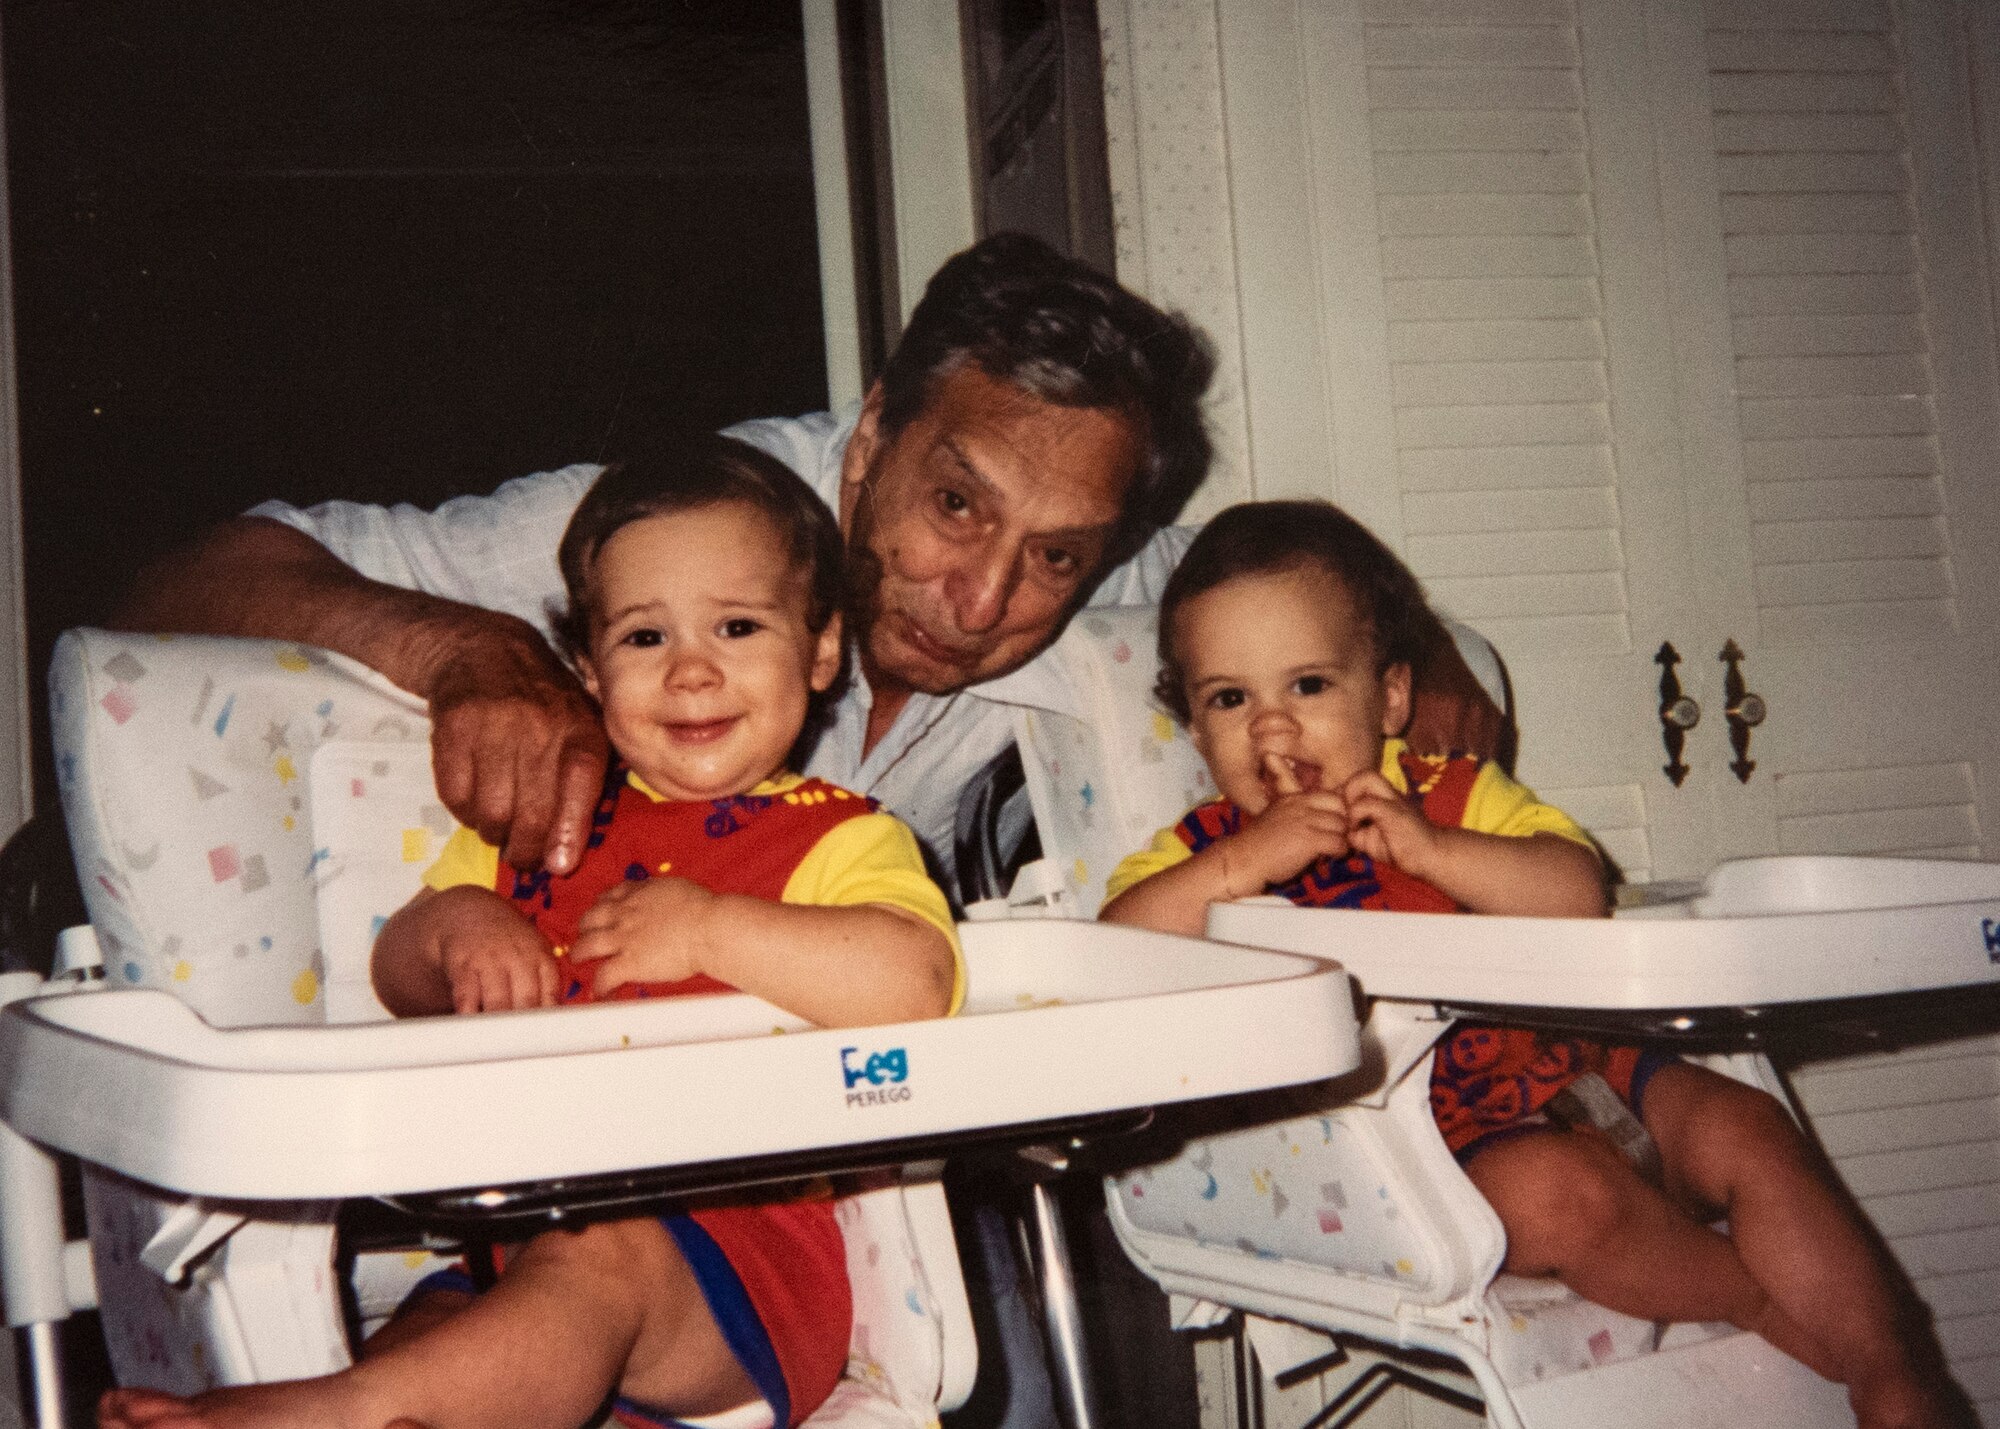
[1100,499,1956,1429]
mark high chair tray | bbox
[1208,855,2000,1012]
[0,920,1358,1201]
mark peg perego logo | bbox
[1984,917,2000,963]
[841,1045,912,1107]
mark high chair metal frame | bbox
[0,628,1365,1429]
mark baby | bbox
[101,438,961,1429]
[1101,499,1953,1429]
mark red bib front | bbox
[1171,751,1650,1159]
[496,769,880,1003]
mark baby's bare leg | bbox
[1641,1063,1958,1429]
[98,1216,756,1429]
[1464,1127,1837,1376]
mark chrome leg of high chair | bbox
[21,1321,67,1429]
[2,971,75,1429]
[1025,1181,1101,1429]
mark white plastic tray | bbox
[1208,855,2000,1010]
[0,920,1358,1201]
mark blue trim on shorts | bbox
[407,1265,478,1300]
[607,1214,787,1429]
[394,1223,783,1429]
[1450,1116,1552,1168]
[1628,1049,1675,1122]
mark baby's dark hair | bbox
[553,435,844,661]
[1155,499,1432,721]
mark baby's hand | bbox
[1223,754,1354,894]
[435,894,561,1013]
[570,876,717,996]
[1341,769,1441,875]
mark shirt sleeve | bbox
[1461,763,1597,849]
[781,811,967,1015]
[421,826,502,894]
[246,464,603,645]
[1104,822,1197,905]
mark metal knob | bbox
[1727,690,1766,729]
[1720,641,1764,782]
[1653,643,1697,787]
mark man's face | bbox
[841,364,1143,697]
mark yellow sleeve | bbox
[422,825,502,893]
[781,811,966,1015]
[1104,823,1196,904]
[1461,762,1597,849]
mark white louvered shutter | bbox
[1216,0,2000,876]
[1213,4,2000,1407]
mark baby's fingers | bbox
[568,924,618,965]
[575,894,630,935]
[1348,823,1389,863]
[581,881,637,919]
[455,958,507,1015]
[1341,769,1399,803]
[1276,791,1351,839]
[588,951,638,998]
[504,951,554,1010]
[451,971,484,1017]
[1263,751,1304,797]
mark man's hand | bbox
[426,628,608,876]
[1340,768,1441,879]
[112,516,609,876]
[570,877,717,997]
[1222,754,1354,895]
[1404,625,1508,762]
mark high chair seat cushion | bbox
[1108,1097,1736,1389]
[1009,608,1215,919]
[83,1167,350,1394]
[52,630,430,1028]
[1484,1273,1732,1386]
[1111,1112,1449,1302]
[306,740,461,1023]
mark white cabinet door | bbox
[1640,0,2000,868]
[1216,0,2000,879]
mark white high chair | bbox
[0,629,1366,1429]
[1003,606,2000,1429]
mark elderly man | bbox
[119,234,1491,891]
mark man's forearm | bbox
[113,515,532,700]
[117,516,609,875]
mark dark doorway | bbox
[5,0,827,809]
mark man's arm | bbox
[115,516,607,873]
[1405,609,1510,764]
